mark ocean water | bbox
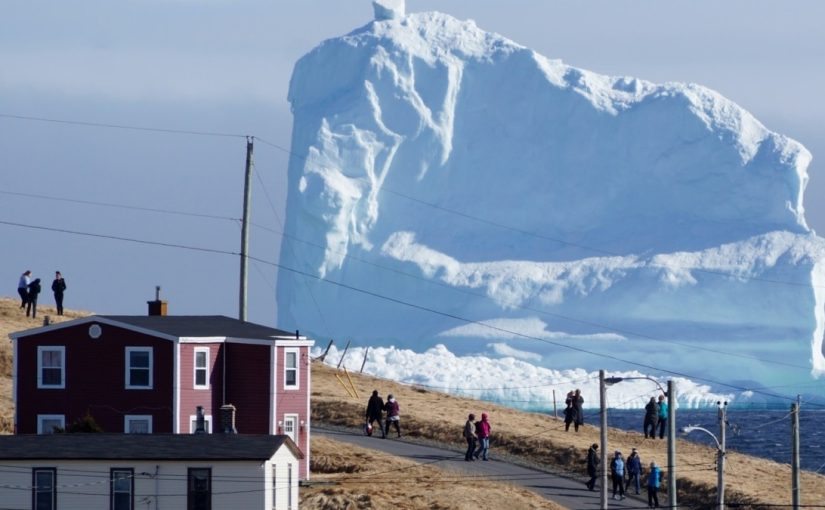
[593,408,825,473]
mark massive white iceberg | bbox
[278,1,825,400]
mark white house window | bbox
[37,415,65,434]
[271,465,277,510]
[33,468,56,510]
[37,346,65,389]
[189,414,213,434]
[125,347,153,389]
[124,415,153,434]
[283,414,297,443]
[194,347,209,389]
[188,468,211,510]
[284,349,299,389]
[111,468,134,510]
[287,463,293,510]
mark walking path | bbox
[316,427,651,509]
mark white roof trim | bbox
[274,340,315,347]
[8,316,176,342]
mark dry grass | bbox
[311,362,825,509]
[303,436,563,509]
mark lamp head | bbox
[604,376,623,386]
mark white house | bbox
[0,433,303,510]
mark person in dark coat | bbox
[463,413,477,461]
[384,394,401,437]
[51,271,67,316]
[26,278,41,318]
[625,447,643,495]
[17,270,31,309]
[644,397,659,439]
[563,391,575,431]
[365,390,385,438]
[585,443,600,491]
[571,389,584,432]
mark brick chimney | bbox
[147,285,167,316]
[220,404,237,434]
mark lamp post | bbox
[682,401,727,510]
[599,370,608,509]
[604,376,677,509]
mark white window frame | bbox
[124,415,153,434]
[125,347,153,389]
[37,346,65,389]
[287,463,294,510]
[33,467,57,510]
[283,413,298,443]
[283,348,299,390]
[37,414,65,434]
[193,347,210,390]
[189,414,213,434]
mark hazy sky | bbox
[2,0,824,327]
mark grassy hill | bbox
[2,296,823,508]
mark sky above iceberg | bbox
[2,0,825,335]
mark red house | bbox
[9,310,315,480]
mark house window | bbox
[32,468,56,510]
[287,463,293,510]
[187,468,211,510]
[189,415,212,434]
[283,414,297,443]
[37,346,65,389]
[284,349,298,389]
[37,415,65,434]
[124,415,152,434]
[271,465,277,510]
[111,468,134,510]
[194,347,209,389]
[125,347,153,389]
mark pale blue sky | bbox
[2,0,824,326]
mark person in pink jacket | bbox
[473,413,492,461]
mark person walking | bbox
[585,443,600,491]
[625,447,642,495]
[473,412,492,460]
[657,394,668,439]
[365,390,385,438]
[17,270,31,309]
[571,389,584,432]
[611,450,626,500]
[563,391,575,431]
[51,271,67,316]
[644,396,659,439]
[647,461,662,508]
[463,413,477,461]
[384,394,401,437]
[26,278,41,319]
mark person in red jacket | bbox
[473,412,492,460]
[384,394,401,438]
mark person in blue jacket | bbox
[610,450,626,500]
[647,461,662,508]
[625,448,642,495]
[657,394,668,439]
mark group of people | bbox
[644,394,669,439]
[462,412,492,461]
[586,444,663,508]
[17,270,67,319]
[563,389,584,432]
[364,390,401,438]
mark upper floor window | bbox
[125,347,153,389]
[37,346,65,389]
[189,414,213,434]
[111,468,134,510]
[188,468,211,510]
[124,415,152,434]
[284,349,299,389]
[37,414,65,434]
[33,468,56,510]
[194,347,209,389]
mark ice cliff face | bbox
[278,2,825,389]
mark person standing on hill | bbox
[585,443,600,491]
[571,389,584,432]
[473,412,492,460]
[644,397,659,439]
[647,461,662,508]
[26,278,41,318]
[657,394,668,439]
[384,394,401,437]
[17,270,31,309]
[365,390,385,438]
[625,447,642,495]
[463,413,477,461]
[611,450,626,500]
[51,271,67,316]
[563,391,575,431]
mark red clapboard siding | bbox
[178,343,223,432]
[224,343,271,434]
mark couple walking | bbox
[462,412,491,461]
[365,390,401,438]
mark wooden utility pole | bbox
[239,137,253,321]
[718,401,727,510]
[791,401,800,510]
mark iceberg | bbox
[278,4,825,397]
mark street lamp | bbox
[604,376,677,509]
[682,401,727,510]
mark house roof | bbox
[0,434,304,461]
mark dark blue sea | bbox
[595,408,824,473]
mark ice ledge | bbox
[373,0,405,21]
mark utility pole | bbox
[599,370,608,509]
[667,380,677,509]
[239,136,253,321]
[791,400,800,510]
[718,401,727,510]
